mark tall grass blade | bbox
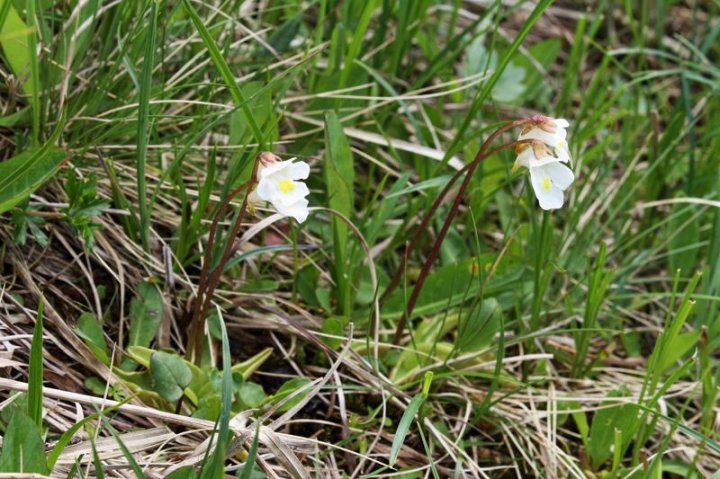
[182,0,264,149]
[27,296,44,429]
[136,0,158,251]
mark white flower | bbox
[518,117,571,163]
[513,132,575,211]
[248,155,310,223]
[528,160,575,210]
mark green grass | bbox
[1,0,719,477]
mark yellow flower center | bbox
[278,179,295,193]
[541,177,552,191]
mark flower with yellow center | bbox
[514,139,575,210]
[248,156,311,223]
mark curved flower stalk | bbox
[186,151,310,365]
[248,153,310,223]
[383,115,575,345]
[513,117,575,210]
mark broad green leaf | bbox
[324,112,354,315]
[391,341,454,384]
[193,393,221,420]
[461,37,526,103]
[150,351,192,402]
[296,265,320,307]
[588,386,638,468]
[455,299,501,353]
[382,258,523,320]
[237,382,266,408]
[0,411,49,473]
[75,312,109,365]
[320,316,347,349]
[126,282,163,355]
[0,147,67,214]
[0,0,33,94]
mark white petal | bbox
[519,128,563,148]
[553,118,570,128]
[534,183,565,210]
[283,161,310,180]
[529,167,565,210]
[514,148,534,170]
[277,198,309,223]
[543,162,575,190]
[259,159,295,178]
[527,153,562,167]
[554,144,571,163]
[256,177,277,201]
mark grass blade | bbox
[25,0,40,144]
[182,0,264,149]
[136,0,158,250]
[27,296,44,429]
[389,393,425,467]
[200,306,233,478]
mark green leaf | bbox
[389,393,425,467]
[0,106,30,127]
[455,298,501,353]
[0,411,49,473]
[150,351,192,402]
[655,331,699,374]
[135,0,158,250]
[0,147,67,214]
[237,382,266,408]
[75,312,109,365]
[125,282,164,364]
[588,386,638,468]
[272,377,311,413]
[324,112,355,314]
[193,393,221,420]
[382,258,522,320]
[320,316,347,350]
[0,0,33,94]
[166,466,198,479]
[461,37,526,103]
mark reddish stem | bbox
[186,157,261,364]
[389,119,534,346]
[382,119,529,306]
